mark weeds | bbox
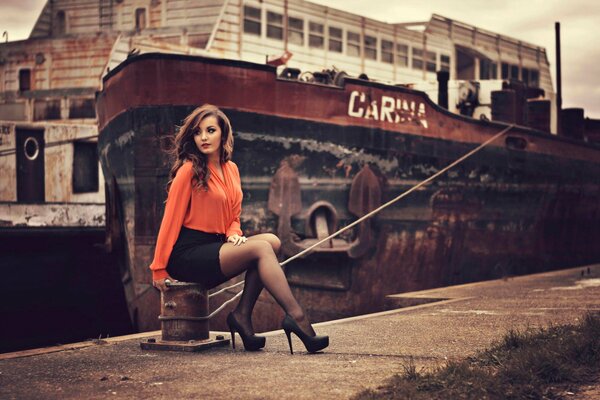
[354,313,600,399]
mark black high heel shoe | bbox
[226,312,266,351]
[281,314,329,354]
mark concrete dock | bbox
[1,265,599,399]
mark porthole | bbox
[23,137,40,160]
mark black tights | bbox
[219,233,315,336]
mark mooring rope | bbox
[200,124,514,319]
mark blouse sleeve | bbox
[149,162,193,281]
[225,162,243,238]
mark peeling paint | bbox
[115,130,134,148]
[0,203,105,227]
[237,131,399,172]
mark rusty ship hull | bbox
[96,53,600,332]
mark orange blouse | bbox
[149,160,243,281]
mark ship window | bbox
[364,35,376,60]
[396,44,408,66]
[521,68,540,87]
[412,48,423,70]
[347,31,360,57]
[426,50,436,72]
[135,8,146,30]
[309,22,324,49]
[34,99,61,120]
[328,26,342,52]
[267,11,283,40]
[501,62,509,79]
[522,67,530,85]
[288,16,304,46]
[381,39,393,63]
[480,59,497,79]
[243,6,261,36]
[501,62,519,79]
[19,69,31,92]
[56,11,66,35]
[530,69,539,87]
[502,63,526,79]
[72,141,99,194]
[511,65,519,80]
[457,47,475,79]
[69,98,96,119]
[441,54,451,73]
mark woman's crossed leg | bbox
[219,233,315,336]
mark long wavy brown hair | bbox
[165,104,234,194]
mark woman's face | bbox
[193,115,222,159]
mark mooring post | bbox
[160,282,209,341]
[140,281,230,352]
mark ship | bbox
[96,52,600,332]
[2,0,600,340]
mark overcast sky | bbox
[1,0,599,117]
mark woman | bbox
[149,104,328,354]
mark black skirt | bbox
[166,226,229,289]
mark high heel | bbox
[281,314,329,354]
[226,312,265,351]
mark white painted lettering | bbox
[418,103,428,128]
[380,96,394,123]
[348,91,365,118]
[364,101,379,121]
[346,91,428,128]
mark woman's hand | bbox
[153,277,176,292]
[227,234,248,246]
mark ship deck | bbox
[1,265,599,399]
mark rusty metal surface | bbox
[159,283,209,341]
[268,158,304,257]
[347,165,381,258]
[267,161,352,257]
[139,333,230,352]
[0,203,104,227]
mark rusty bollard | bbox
[140,282,230,352]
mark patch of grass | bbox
[354,313,600,399]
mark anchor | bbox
[268,160,381,259]
[267,157,305,257]
[347,165,382,258]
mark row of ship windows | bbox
[478,59,540,87]
[243,6,450,73]
[244,6,540,86]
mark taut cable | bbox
[205,124,514,318]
